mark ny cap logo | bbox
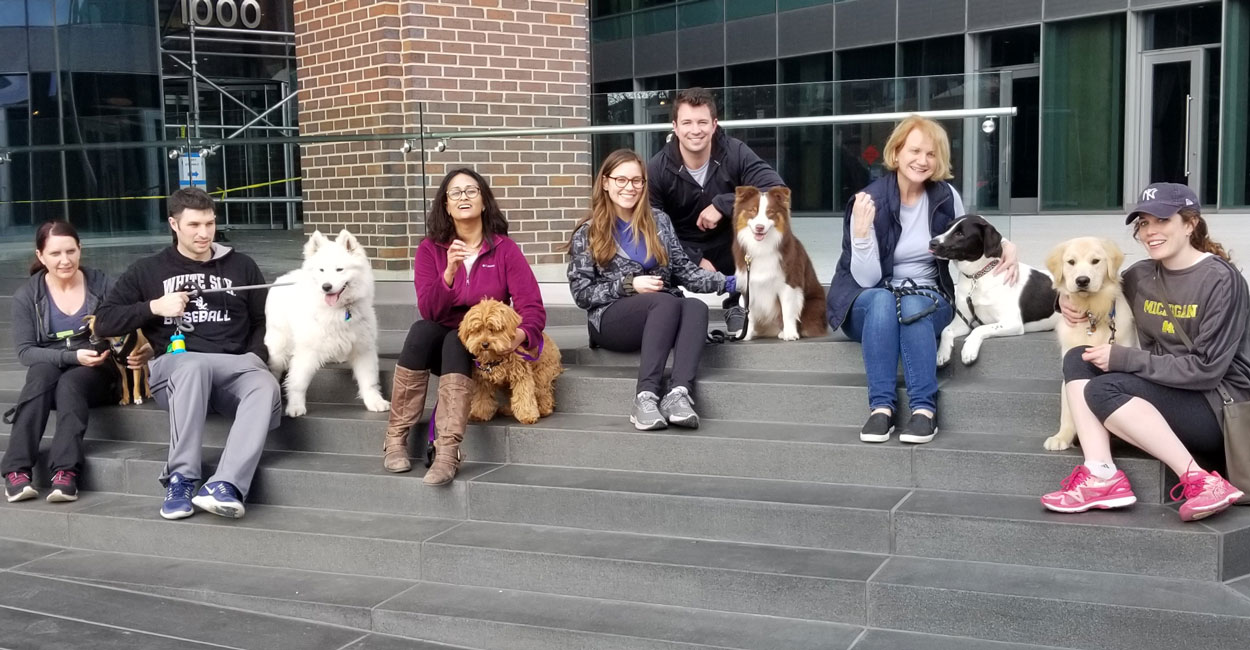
[1142,188,1158,200]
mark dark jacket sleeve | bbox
[710,140,786,217]
[415,240,458,323]
[500,238,547,349]
[244,260,269,362]
[659,212,726,294]
[12,282,78,368]
[647,154,667,215]
[1110,269,1248,390]
[93,263,156,339]
[567,225,626,312]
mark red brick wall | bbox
[294,0,591,271]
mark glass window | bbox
[591,80,636,165]
[633,5,675,36]
[1145,2,1221,51]
[1041,15,1125,211]
[0,0,24,25]
[780,0,831,10]
[837,44,894,81]
[678,67,725,90]
[726,0,773,21]
[1221,0,1250,207]
[592,0,631,19]
[779,54,833,212]
[979,26,1040,68]
[679,0,722,29]
[900,35,963,76]
[592,15,631,41]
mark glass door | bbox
[1138,49,1205,195]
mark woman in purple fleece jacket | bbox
[381,168,545,485]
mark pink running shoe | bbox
[1172,470,1244,522]
[1041,465,1137,513]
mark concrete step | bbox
[0,491,458,580]
[374,581,862,650]
[1,407,1169,503]
[504,414,1168,502]
[850,630,1079,650]
[0,556,368,649]
[421,520,882,622]
[552,365,1060,434]
[868,555,1250,650]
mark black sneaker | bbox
[724,306,747,339]
[899,412,938,444]
[5,471,37,503]
[47,470,79,503]
[859,412,894,443]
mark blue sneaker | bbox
[160,473,197,520]
[192,481,245,519]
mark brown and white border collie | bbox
[731,186,828,341]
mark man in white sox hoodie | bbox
[95,188,281,520]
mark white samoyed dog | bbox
[265,229,390,418]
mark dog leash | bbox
[474,338,545,373]
[955,259,1000,329]
[174,281,295,333]
[1085,305,1117,345]
[707,256,751,345]
[891,279,950,326]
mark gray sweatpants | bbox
[148,351,281,499]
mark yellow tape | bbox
[0,177,302,205]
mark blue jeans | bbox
[843,287,953,413]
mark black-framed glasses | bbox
[607,175,645,189]
[447,186,480,201]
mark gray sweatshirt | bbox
[1110,256,1250,416]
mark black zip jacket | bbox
[647,127,786,247]
[93,245,269,362]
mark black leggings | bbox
[591,293,709,395]
[397,320,473,376]
[2,362,117,474]
[1063,346,1224,462]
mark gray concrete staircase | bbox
[1,294,1250,649]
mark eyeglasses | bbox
[606,175,645,189]
[447,186,480,201]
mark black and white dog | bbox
[929,215,1059,365]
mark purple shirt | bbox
[414,234,546,349]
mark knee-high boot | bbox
[424,373,473,486]
[382,366,430,473]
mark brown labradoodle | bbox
[458,299,563,424]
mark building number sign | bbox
[180,0,264,29]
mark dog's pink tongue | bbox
[753,232,766,241]
[324,292,341,307]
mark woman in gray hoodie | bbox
[3,221,148,503]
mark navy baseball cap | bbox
[1125,182,1200,224]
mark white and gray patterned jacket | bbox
[567,211,729,331]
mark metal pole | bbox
[207,90,299,153]
[189,22,200,140]
[191,26,296,38]
[419,101,428,218]
[1,107,1019,154]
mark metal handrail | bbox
[0,107,1015,155]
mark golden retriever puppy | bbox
[1044,237,1137,451]
[458,299,563,425]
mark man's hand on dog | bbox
[77,349,110,367]
[150,291,189,318]
[632,275,664,294]
[128,342,154,369]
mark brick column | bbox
[294,0,591,271]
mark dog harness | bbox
[474,337,544,373]
[955,259,1001,329]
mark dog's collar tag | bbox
[344,309,351,322]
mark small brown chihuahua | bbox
[82,315,151,405]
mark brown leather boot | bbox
[424,373,474,486]
[382,366,430,473]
